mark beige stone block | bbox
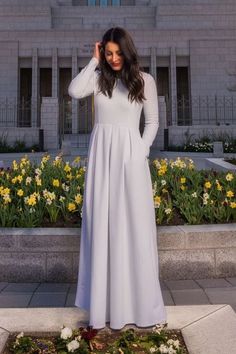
[159,249,215,280]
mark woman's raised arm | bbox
[68,56,99,99]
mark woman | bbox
[68,27,167,330]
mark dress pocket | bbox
[139,137,149,158]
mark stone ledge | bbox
[0,305,236,354]
[206,158,236,172]
[0,224,236,281]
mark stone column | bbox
[71,47,78,134]
[31,47,39,127]
[52,47,58,98]
[40,97,59,150]
[150,47,157,81]
[170,46,177,126]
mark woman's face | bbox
[104,41,124,71]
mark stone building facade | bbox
[0,0,236,150]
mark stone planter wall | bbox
[0,224,236,282]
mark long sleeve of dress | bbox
[141,73,159,151]
[68,56,99,99]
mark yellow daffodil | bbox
[35,176,42,186]
[11,177,18,184]
[41,154,50,163]
[226,173,234,181]
[162,188,168,193]
[12,160,18,171]
[52,179,60,187]
[230,202,236,208]
[204,181,212,189]
[180,177,186,184]
[75,194,82,204]
[17,189,24,197]
[3,195,11,204]
[158,167,167,176]
[226,190,234,198]
[154,196,161,208]
[24,194,37,206]
[17,175,23,183]
[1,187,10,195]
[64,164,71,173]
[73,156,81,164]
[68,202,76,212]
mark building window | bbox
[176,67,190,125]
[19,68,32,127]
[40,68,52,98]
[88,0,96,4]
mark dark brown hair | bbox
[97,27,146,104]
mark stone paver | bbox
[160,280,169,290]
[195,278,233,288]
[29,293,67,307]
[171,289,210,305]
[65,292,76,307]
[0,282,8,292]
[226,277,236,286]
[68,283,77,293]
[35,283,71,293]
[164,279,201,291]
[2,283,40,292]
[162,290,175,306]
[0,279,236,313]
[0,293,32,307]
[205,287,236,311]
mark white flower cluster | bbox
[13,332,24,348]
[62,183,70,192]
[67,339,80,352]
[169,157,187,169]
[60,326,81,353]
[60,327,73,339]
[203,192,209,205]
[152,181,157,196]
[149,338,180,353]
[43,189,56,205]
[150,325,180,353]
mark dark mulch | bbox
[4,327,189,353]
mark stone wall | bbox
[40,97,59,150]
[168,125,236,147]
[0,128,39,147]
[0,224,235,282]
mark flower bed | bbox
[0,154,236,227]
[5,324,188,354]
[225,158,236,166]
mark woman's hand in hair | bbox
[93,41,102,62]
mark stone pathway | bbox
[0,278,236,312]
[0,149,231,170]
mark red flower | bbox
[80,326,98,342]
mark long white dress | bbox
[68,56,167,330]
